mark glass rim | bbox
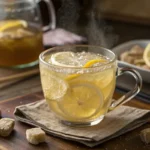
[39,45,117,71]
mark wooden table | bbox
[0,89,150,150]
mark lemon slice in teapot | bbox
[0,20,28,32]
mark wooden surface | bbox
[0,75,42,101]
[0,90,150,150]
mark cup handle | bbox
[109,67,142,111]
[41,0,56,31]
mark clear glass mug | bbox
[0,0,56,68]
[39,45,142,127]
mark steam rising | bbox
[57,0,119,48]
[86,11,107,47]
[87,10,119,48]
[57,0,80,32]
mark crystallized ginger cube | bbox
[26,128,46,145]
[0,118,15,137]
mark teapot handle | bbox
[41,0,56,31]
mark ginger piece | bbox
[120,51,134,64]
[0,118,15,137]
[134,59,145,65]
[130,45,144,56]
[140,128,150,144]
[126,45,143,60]
[26,128,46,145]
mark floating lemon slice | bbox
[49,52,107,119]
[143,43,150,67]
[57,59,106,119]
[51,52,107,68]
[66,59,107,80]
[51,51,80,67]
[41,71,68,100]
[0,20,28,32]
[58,82,103,119]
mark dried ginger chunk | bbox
[26,128,46,145]
[140,128,150,144]
[0,118,15,137]
[130,45,144,55]
[120,51,134,64]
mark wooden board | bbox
[0,91,150,150]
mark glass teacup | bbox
[0,0,55,68]
[39,45,142,127]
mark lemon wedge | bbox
[0,20,28,32]
[58,82,103,119]
[66,59,107,80]
[143,43,150,67]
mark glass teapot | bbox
[0,0,56,68]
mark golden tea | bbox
[40,51,116,123]
[0,20,43,67]
[39,45,142,127]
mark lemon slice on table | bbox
[58,82,103,119]
[143,43,150,67]
[0,20,28,32]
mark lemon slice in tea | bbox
[58,83,104,119]
[51,51,107,68]
[66,58,107,80]
[41,72,68,100]
[0,20,28,32]
[51,51,80,67]
[143,43,150,67]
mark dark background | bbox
[40,0,150,48]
